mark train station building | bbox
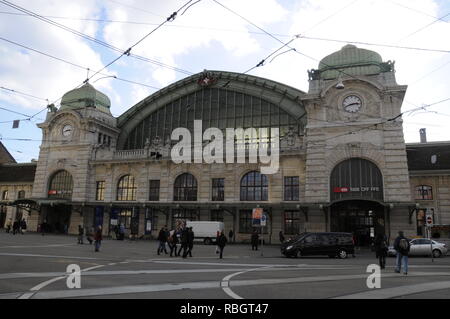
[1,45,449,244]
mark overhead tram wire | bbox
[398,11,450,43]
[212,0,419,111]
[1,11,448,54]
[294,36,450,54]
[84,0,199,83]
[0,11,290,39]
[0,37,161,91]
[0,86,49,103]
[385,0,450,24]
[1,0,200,120]
[212,0,450,145]
[0,1,194,76]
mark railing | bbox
[113,149,147,160]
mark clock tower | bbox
[32,83,119,234]
[301,45,415,239]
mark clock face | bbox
[62,124,73,137]
[342,95,362,113]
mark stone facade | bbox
[2,45,446,246]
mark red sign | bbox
[48,190,57,195]
[333,187,349,193]
[426,216,433,225]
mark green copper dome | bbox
[60,82,111,114]
[313,44,392,80]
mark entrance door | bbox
[45,205,72,233]
[331,200,385,246]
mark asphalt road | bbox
[0,232,449,299]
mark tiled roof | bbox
[0,163,36,183]
[0,141,16,164]
[406,142,450,171]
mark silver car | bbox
[388,238,448,258]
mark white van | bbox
[185,221,224,245]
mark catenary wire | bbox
[0,1,194,76]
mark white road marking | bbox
[0,253,105,260]
[0,266,359,280]
[221,266,274,299]
[31,281,221,299]
[26,271,450,299]
[0,244,76,249]
[18,264,107,299]
[335,280,450,299]
[152,260,302,267]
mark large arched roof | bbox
[117,70,307,150]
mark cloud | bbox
[102,0,288,86]
[1,0,450,162]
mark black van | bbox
[281,232,355,259]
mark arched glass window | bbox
[330,158,383,201]
[122,88,303,150]
[117,175,136,201]
[174,173,197,201]
[18,190,25,199]
[240,171,268,201]
[48,170,73,199]
[1,190,8,200]
[415,185,433,200]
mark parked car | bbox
[387,238,448,258]
[281,232,355,259]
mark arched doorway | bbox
[330,200,385,246]
[329,158,385,246]
[44,170,73,233]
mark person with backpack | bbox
[393,231,410,275]
[374,233,388,269]
[217,231,227,259]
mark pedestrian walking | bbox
[187,227,194,257]
[374,233,388,269]
[77,225,84,244]
[94,226,102,252]
[251,231,259,251]
[120,224,125,240]
[20,219,27,234]
[157,226,168,255]
[169,229,179,257]
[5,218,12,233]
[279,231,285,243]
[86,227,94,244]
[180,227,189,258]
[228,229,234,243]
[393,231,410,275]
[215,230,220,254]
[217,231,227,259]
[12,220,19,235]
